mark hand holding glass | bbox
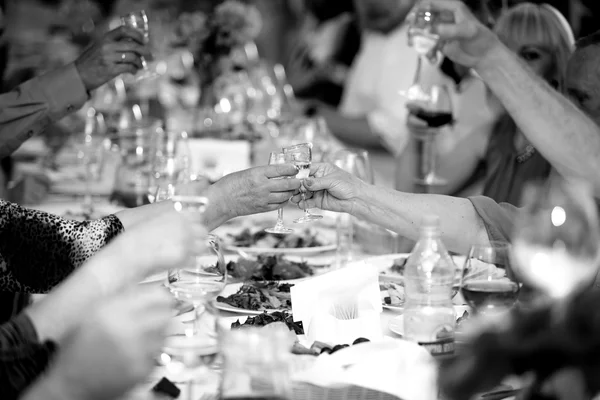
[283,143,322,223]
[121,10,158,80]
[265,152,293,234]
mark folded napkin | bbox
[293,340,438,400]
[291,262,382,344]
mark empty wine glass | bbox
[406,83,453,190]
[512,179,600,300]
[121,10,159,80]
[461,242,521,315]
[408,4,452,64]
[265,152,293,234]
[74,108,106,213]
[283,143,322,223]
[148,130,191,203]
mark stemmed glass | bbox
[121,10,158,81]
[408,4,450,65]
[460,242,521,315]
[148,130,191,203]
[512,179,600,300]
[74,108,106,214]
[265,152,293,234]
[283,143,322,223]
[406,84,453,189]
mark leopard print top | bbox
[0,200,124,293]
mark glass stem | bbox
[187,380,194,400]
[275,207,285,226]
[301,191,309,215]
[83,163,93,213]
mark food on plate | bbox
[380,282,405,307]
[216,282,294,311]
[291,337,371,356]
[224,255,315,281]
[389,257,408,275]
[456,310,470,329]
[231,311,304,334]
[228,228,326,249]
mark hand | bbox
[74,26,150,91]
[290,163,365,214]
[7,172,51,205]
[406,112,435,141]
[211,165,302,218]
[35,287,173,400]
[427,0,502,69]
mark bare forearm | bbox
[351,185,490,253]
[477,43,600,191]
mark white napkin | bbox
[293,340,438,400]
[291,261,383,344]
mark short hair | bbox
[576,30,600,51]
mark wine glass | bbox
[74,108,106,214]
[460,242,521,316]
[265,152,293,234]
[283,143,323,223]
[160,302,221,400]
[512,179,600,300]
[148,130,191,203]
[406,84,453,190]
[408,4,452,64]
[121,10,159,81]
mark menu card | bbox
[291,262,383,345]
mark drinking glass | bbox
[406,84,453,189]
[330,148,374,184]
[283,142,323,223]
[74,108,106,213]
[408,4,450,64]
[121,10,159,80]
[461,242,520,315]
[512,179,600,300]
[160,302,221,399]
[148,131,191,203]
[265,152,293,234]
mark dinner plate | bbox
[388,305,471,338]
[224,243,337,256]
[213,282,292,315]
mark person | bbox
[287,0,359,107]
[0,209,198,399]
[428,0,600,194]
[402,3,574,205]
[309,0,418,188]
[0,24,149,159]
[21,286,173,400]
[0,164,301,293]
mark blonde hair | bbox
[494,3,574,90]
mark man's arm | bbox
[476,44,600,190]
[0,63,88,159]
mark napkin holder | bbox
[291,262,383,345]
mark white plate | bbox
[388,305,471,338]
[213,282,292,315]
[224,243,337,256]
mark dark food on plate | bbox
[228,228,325,248]
[231,311,304,334]
[380,282,405,307]
[292,338,371,356]
[216,282,294,311]
[226,255,314,281]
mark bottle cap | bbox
[422,214,440,228]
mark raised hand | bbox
[23,287,173,400]
[290,163,365,214]
[74,26,150,91]
[426,0,501,69]
[211,164,302,217]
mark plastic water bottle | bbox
[403,215,456,356]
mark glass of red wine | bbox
[406,83,454,188]
[460,242,521,316]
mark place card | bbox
[291,262,383,345]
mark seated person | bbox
[399,3,574,205]
[287,0,359,107]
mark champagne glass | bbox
[408,4,451,64]
[265,152,293,234]
[461,242,521,315]
[407,84,453,190]
[512,179,600,300]
[147,130,191,203]
[121,10,159,81]
[74,107,106,214]
[283,142,322,223]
